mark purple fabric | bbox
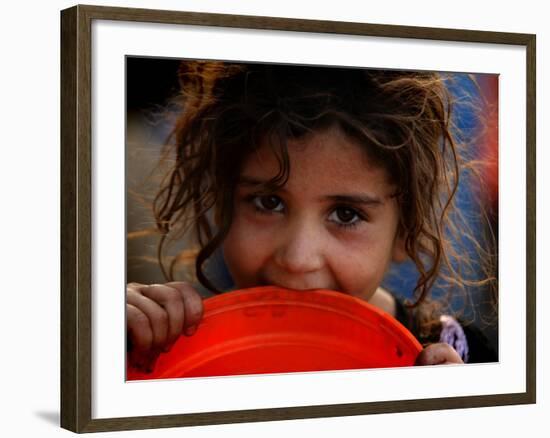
[439,315,469,363]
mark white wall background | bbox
[0,0,545,436]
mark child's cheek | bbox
[222,217,272,286]
[329,245,388,299]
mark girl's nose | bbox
[273,220,325,274]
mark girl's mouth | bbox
[256,275,341,293]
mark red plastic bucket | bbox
[127,286,422,380]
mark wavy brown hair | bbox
[153,61,496,318]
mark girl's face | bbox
[222,125,405,301]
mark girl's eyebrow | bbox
[237,176,293,191]
[238,176,385,206]
[322,194,384,206]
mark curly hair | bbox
[152,60,496,319]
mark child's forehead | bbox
[242,127,394,193]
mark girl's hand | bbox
[415,343,464,366]
[126,281,204,373]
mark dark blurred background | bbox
[126,57,181,287]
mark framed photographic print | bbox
[60,4,536,433]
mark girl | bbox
[126,61,497,374]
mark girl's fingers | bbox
[127,303,153,352]
[126,303,154,371]
[140,284,185,350]
[125,281,203,372]
[415,343,464,366]
[127,286,169,351]
[165,281,204,335]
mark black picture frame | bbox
[60,4,536,433]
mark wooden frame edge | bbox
[61,4,93,432]
[525,33,536,405]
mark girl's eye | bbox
[328,206,365,228]
[251,195,284,213]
